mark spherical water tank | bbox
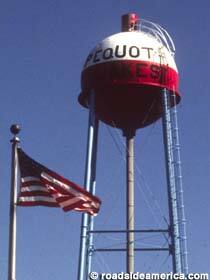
[79,14,180,130]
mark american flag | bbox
[17,148,101,216]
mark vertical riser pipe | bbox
[124,131,135,273]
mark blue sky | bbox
[0,0,210,279]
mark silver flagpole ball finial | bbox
[10,124,21,135]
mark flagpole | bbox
[8,124,21,280]
[77,91,97,280]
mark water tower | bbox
[77,13,188,279]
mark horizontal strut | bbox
[94,248,170,252]
[88,229,169,234]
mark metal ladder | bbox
[170,92,189,275]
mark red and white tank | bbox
[79,14,180,130]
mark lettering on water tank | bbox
[129,46,140,58]
[136,63,148,78]
[84,52,94,67]
[115,45,126,58]
[93,49,102,63]
[150,64,168,84]
[102,48,114,60]
[150,64,160,79]
[87,60,171,85]
[95,61,169,84]
[84,45,158,68]
[141,47,153,59]
[109,62,132,79]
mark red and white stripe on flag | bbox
[17,148,101,216]
[18,176,58,207]
[41,172,101,216]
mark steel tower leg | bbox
[170,92,188,275]
[124,129,135,273]
[161,88,182,273]
[87,117,99,276]
[77,91,98,280]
